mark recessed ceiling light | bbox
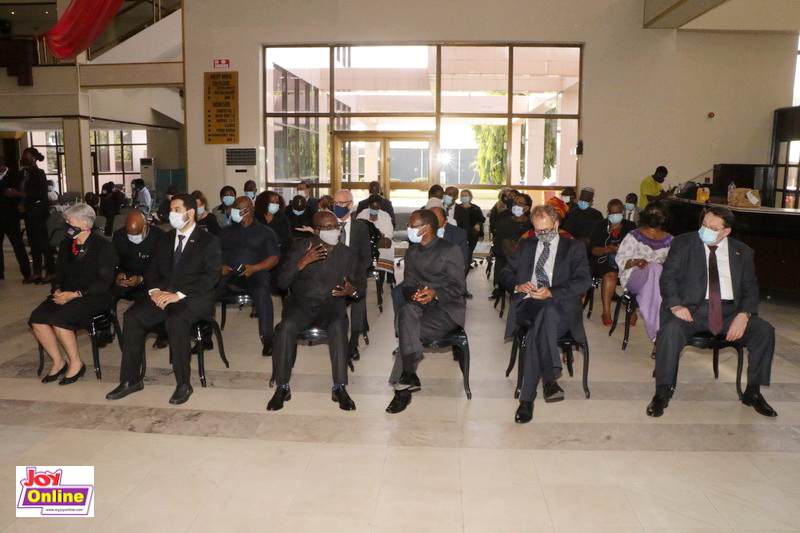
[10,11,14,15]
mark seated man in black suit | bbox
[562,186,604,246]
[355,180,396,227]
[285,195,315,240]
[216,196,280,356]
[431,206,471,298]
[267,210,366,412]
[498,204,591,423]
[106,193,221,405]
[112,211,163,301]
[647,206,777,418]
[386,209,466,414]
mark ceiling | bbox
[682,0,800,32]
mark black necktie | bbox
[707,245,723,335]
[173,234,185,267]
[535,242,551,288]
[339,221,347,244]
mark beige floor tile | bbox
[543,484,641,528]
[381,445,460,484]
[743,452,800,485]
[0,425,53,459]
[533,450,617,484]
[373,477,463,526]
[120,466,228,511]
[279,516,372,533]
[96,505,198,533]
[373,522,464,533]
[187,507,283,533]
[285,476,381,521]
[462,481,551,527]
[229,439,316,477]
[603,451,693,485]
[3,504,114,533]
[89,431,202,466]
[622,484,728,529]
[19,428,117,463]
[701,484,800,530]
[673,452,770,485]
[459,447,539,486]
[554,528,644,533]
[464,525,554,533]
[91,462,154,507]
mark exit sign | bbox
[213,59,230,69]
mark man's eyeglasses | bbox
[315,223,341,231]
[334,201,352,207]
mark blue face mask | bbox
[267,203,280,215]
[407,225,426,244]
[443,195,453,206]
[197,206,206,215]
[369,208,380,216]
[436,227,445,238]
[624,202,635,212]
[608,213,623,224]
[292,209,305,216]
[577,200,590,210]
[333,205,350,219]
[230,208,243,223]
[222,196,234,207]
[245,191,256,199]
[698,226,719,244]
[460,196,470,204]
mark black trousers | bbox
[216,270,274,341]
[517,298,569,402]
[390,301,458,383]
[655,301,775,389]
[0,216,31,278]
[272,298,350,386]
[119,296,213,385]
[349,298,368,348]
[24,214,54,276]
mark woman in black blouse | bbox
[454,188,486,269]
[254,190,292,254]
[29,204,116,385]
[492,193,533,295]
[192,190,221,236]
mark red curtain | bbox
[41,0,125,60]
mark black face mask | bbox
[65,222,83,239]
[641,213,663,228]
[504,198,515,208]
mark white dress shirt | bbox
[704,236,734,300]
[530,233,560,290]
[340,216,352,246]
[149,221,196,300]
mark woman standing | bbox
[16,148,55,284]
[454,188,485,270]
[616,203,674,345]
[29,204,115,384]
[192,190,221,236]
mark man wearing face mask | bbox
[217,196,280,356]
[498,204,591,423]
[333,189,372,361]
[647,207,777,418]
[355,180,396,227]
[267,210,366,412]
[0,155,33,282]
[386,209,466,414]
[562,187,604,246]
[296,181,319,215]
[560,187,577,212]
[111,211,163,302]
[243,180,258,200]
[623,193,640,224]
[106,193,221,405]
[639,166,675,209]
[443,186,459,222]
[431,206,470,297]
[285,195,314,240]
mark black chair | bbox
[191,319,229,387]
[37,311,123,380]
[368,269,384,313]
[608,290,638,350]
[218,293,254,331]
[664,332,744,399]
[493,289,507,318]
[505,326,590,399]
[421,326,472,400]
[268,326,355,388]
[485,255,494,279]
[582,277,603,319]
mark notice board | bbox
[204,71,239,144]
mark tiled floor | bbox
[1,248,799,532]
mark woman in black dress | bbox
[192,190,221,236]
[13,148,55,284]
[454,188,486,270]
[29,204,115,385]
[492,193,533,294]
[254,190,292,254]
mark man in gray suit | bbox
[498,204,591,423]
[647,206,777,418]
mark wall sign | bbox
[213,59,230,69]
[204,71,239,144]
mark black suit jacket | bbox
[146,225,222,307]
[347,218,373,281]
[21,166,49,218]
[355,197,396,227]
[443,223,469,268]
[659,232,759,325]
[498,236,591,339]
[403,237,466,327]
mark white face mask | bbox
[318,229,340,246]
[511,205,525,217]
[169,211,189,230]
[560,196,571,204]
[127,233,144,244]
[297,190,307,198]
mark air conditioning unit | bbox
[140,157,155,188]
[224,147,265,192]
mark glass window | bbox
[511,117,578,187]
[512,46,580,115]
[440,117,507,186]
[265,47,330,113]
[441,46,509,114]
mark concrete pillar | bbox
[61,117,92,194]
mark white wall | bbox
[183,0,798,205]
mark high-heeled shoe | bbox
[41,363,68,383]
[59,364,86,386]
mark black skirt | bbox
[29,295,112,331]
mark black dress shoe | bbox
[59,364,86,385]
[464,291,473,299]
[106,381,144,400]
[23,276,41,285]
[515,401,534,423]
[262,338,273,357]
[646,393,670,417]
[152,335,169,349]
[386,390,412,414]
[543,380,565,403]
[395,371,421,392]
[332,386,356,411]
[41,363,68,383]
[267,386,291,411]
[350,345,360,361]
[169,384,194,405]
[741,391,778,417]
[190,340,213,355]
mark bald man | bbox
[112,211,164,301]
